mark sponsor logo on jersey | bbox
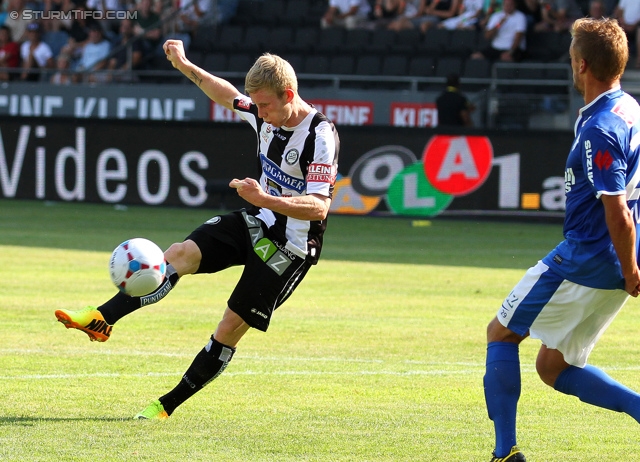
[285,149,299,165]
[585,139,594,185]
[307,163,337,183]
[237,97,251,110]
[273,129,287,141]
[594,150,613,170]
[260,154,306,193]
[612,96,639,127]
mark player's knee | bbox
[536,347,568,387]
[486,317,521,343]
[164,240,201,276]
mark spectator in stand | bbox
[471,0,527,62]
[133,0,163,54]
[86,0,127,36]
[42,0,75,32]
[517,0,542,30]
[211,0,239,25]
[587,0,605,18]
[75,22,111,82]
[106,18,143,81]
[174,0,210,35]
[387,0,460,31]
[386,0,424,30]
[50,52,73,84]
[20,22,54,81]
[321,0,372,29]
[0,25,20,80]
[614,0,640,67]
[4,0,29,42]
[370,0,405,29]
[418,0,463,33]
[436,73,476,126]
[439,0,484,29]
[535,0,584,32]
[59,0,99,65]
[477,0,503,30]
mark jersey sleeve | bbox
[306,119,338,197]
[232,95,260,133]
[582,124,627,198]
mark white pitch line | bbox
[0,369,487,381]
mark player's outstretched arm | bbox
[163,39,241,110]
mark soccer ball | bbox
[109,238,166,297]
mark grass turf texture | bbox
[2,199,640,461]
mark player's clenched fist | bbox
[163,39,187,69]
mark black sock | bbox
[159,336,236,415]
[98,264,179,325]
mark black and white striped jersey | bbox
[232,95,340,264]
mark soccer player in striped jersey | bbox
[484,18,640,462]
[55,40,340,420]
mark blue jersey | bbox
[542,88,640,289]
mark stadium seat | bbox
[213,24,245,53]
[408,56,436,77]
[329,55,355,75]
[315,28,346,54]
[354,55,381,75]
[303,55,330,75]
[435,56,463,77]
[343,29,372,55]
[227,53,255,73]
[186,50,205,67]
[419,28,450,56]
[202,52,228,72]
[258,0,287,26]
[281,53,304,72]
[393,28,421,55]
[288,26,319,54]
[189,24,217,53]
[283,1,311,25]
[239,25,269,54]
[266,26,295,55]
[365,29,396,54]
[382,55,408,76]
[462,58,490,79]
[448,29,477,57]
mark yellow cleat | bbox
[55,306,112,342]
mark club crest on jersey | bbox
[285,149,299,165]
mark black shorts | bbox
[185,210,312,332]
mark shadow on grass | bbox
[0,199,564,269]
[0,416,129,426]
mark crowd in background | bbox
[0,0,240,82]
[0,0,638,84]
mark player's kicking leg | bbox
[54,240,201,342]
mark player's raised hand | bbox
[163,39,187,69]
[230,178,265,206]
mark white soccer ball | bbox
[109,238,166,297]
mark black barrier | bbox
[0,117,572,217]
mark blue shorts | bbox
[497,261,629,367]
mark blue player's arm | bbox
[602,193,640,296]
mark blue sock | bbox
[484,341,521,458]
[554,364,640,422]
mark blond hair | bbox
[571,17,628,82]
[244,53,298,96]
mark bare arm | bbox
[602,193,640,296]
[163,39,241,110]
[230,178,331,221]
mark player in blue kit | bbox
[55,40,339,419]
[484,18,640,462]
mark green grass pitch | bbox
[2,199,640,461]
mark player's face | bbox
[570,42,585,97]
[249,88,291,128]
